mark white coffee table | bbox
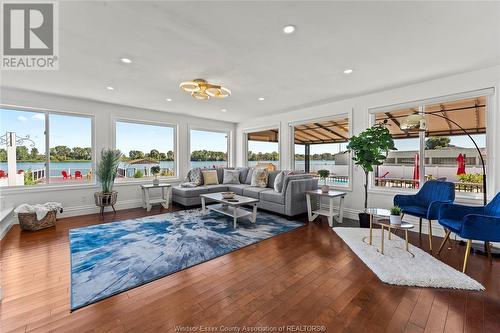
[200,193,259,228]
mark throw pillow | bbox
[274,171,285,192]
[188,168,203,186]
[251,168,269,188]
[202,170,219,185]
[223,169,240,184]
[245,167,255,184]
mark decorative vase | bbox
[390,214,402,225]
[153,175,160,186]
[321,184,330,193]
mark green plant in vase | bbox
[151,165,161,185]
[94,148,121,215]
[317,169,330,193]
[347,120,395,227]
[390,205,402,225]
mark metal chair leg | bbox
[419,218,422,235]
[437,229,451,255]
[463,239,472,273]
[428,219,433,252]
[486,241,493,264]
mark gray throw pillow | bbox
[245,167,255,184]
[188,168,203,186]
[251,168,269,188]
[274,171,285,192]
[223,169,240,184]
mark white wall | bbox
[0,88,236,238]
[236,65,500,235]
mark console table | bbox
[140,183,172,212]
[306,190,346,227]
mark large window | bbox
[246,128,279,170]
[373,95,488,195]
[292,116,350,187]
[115,120,176,181]
[0,107,93,187]
[190,129,228,169]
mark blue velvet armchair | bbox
[438,192,500,273]
[394,180,455,252]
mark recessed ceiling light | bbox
[283,25,296,34]
[221,108,227,112]
[106,86,114,90]
[343,68,354,74]
[120,58,132,64]
[258,97,265,101]
[166,98,172,102]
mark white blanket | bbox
[14,202,63,220]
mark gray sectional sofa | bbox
[172,167,318,216]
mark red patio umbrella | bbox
[413,153,420,189]
[457,153,466,175]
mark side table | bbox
[140,183,172,212]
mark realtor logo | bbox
[1,2,58,69]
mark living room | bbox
[1,1,499,332]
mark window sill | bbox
[1,182,99,194]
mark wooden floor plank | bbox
[0,206,498,333]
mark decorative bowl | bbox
[221,192,235,199]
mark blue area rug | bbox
[69,208,303,310]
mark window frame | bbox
[288,111,353,191]
[242,124,282,170]
[367,88,495,201]
[112,117,179,183]
[188,126,231,169]
[0,104,96,192]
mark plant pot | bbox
[359,212,371,228]
[390,215,402,225]
[153,175,160,186]
[94,191,118,207]
[321,184,330,193]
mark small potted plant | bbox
[390,205,402,225]
[317,169,330,193]
[151,165,161,185]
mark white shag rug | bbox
[333,227,484,291]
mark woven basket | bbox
[18,210,57,231]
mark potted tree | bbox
[94,148,121,215]
[317,169,330,193]
[151,165,161,185]
[390,205,402,225]
[347,121,395,228]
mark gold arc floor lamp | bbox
[400,113,498,257]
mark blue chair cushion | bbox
[437,218,463,234]
[401,205,428,218]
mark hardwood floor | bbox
[1,206,499,333]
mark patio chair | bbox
[17,169,24,174]
[437,192,500,273]
[74,171,83,179]
[0,170,5,178]
[62,170,71,179]
[394,180,455,252]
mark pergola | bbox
[375,96,486,138]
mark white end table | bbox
[306,189,346,227]
[140,183,172,212]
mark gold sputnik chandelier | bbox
[179,79,231,100]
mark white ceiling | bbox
[1,1,499,123]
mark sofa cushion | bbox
[227,184,250,195]
[235,167,249,184]
[282,174,313,194]
[216,167,231,183]
[223,169,240,184]
[260,189,285,204]
[242,186,268,199]
[187,168,203,186]
[173,186,209,198]
[273,171,285,192]
[245,167,255,184]
[202,170,219,185]
[267,170,281,188]
[251,168,269,188]
[206,184,229,193]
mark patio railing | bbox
[374,178,484,193]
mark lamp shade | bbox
[401,114,427,131]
